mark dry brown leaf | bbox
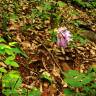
[49,84,57,95]
[52,67,60,77]
[0,62,7,67]
[90,49,95,55]
[21,41,31,50]
[61,62,71,71]
[16,34,22,42]
[41,88,50,96]
[91,63,96,69]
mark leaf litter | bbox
[0,0,96,95]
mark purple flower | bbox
[57,27,72,48]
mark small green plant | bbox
[41,71,53,83]
[30,0,66,29]
[69,33,87,48]
[49,28,87,48]
[71,20,85,27]
[0,37,41,96]
[0,37,27,68]
[72,0,96,8]
[63,69,96,96]
[27,88,41,96]
[0,37,22,95]
[49,29,57,42]
[2,12,9,32]
[2,71,22,96]
[2,71,41,96]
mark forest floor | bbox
[0,1,96,96]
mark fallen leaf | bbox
[61,62,71,71]
[0,62,7,67]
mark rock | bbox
[79,31,96,43]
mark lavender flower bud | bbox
[57,27,72,48]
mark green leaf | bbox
[2,71,21,88]
[50,30,57,42]
[0,73,2,79]
[91,82,96,88]
[43,2,51,11]
[0,37,6,43]
[21,88,27,96]
[81,76,92,85]
[2,89,19,96]
[51,36,57,42]
[11,48,28,58]
[5,55,15,61]
[57,1,66,7]
[64,70,81,77]
[5,60,19,67]
[4,55,19,67]
[10,61,19,67]
[28,88,41,96]
[65,79,83,87]
[0,49,5,54]
[9,42,17,46]
[11,48,22,54]
[0,44,11,49]
[0,67,7,73]
[5,48,14,55]
[8,71,20,78]
[83,86,91,92]
[10,13,18,21]
[64,70,94,88]
[2,12,8,32]
[64,89,74,95]
[41,71,53,83]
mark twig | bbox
[42,57,48,71]
[35,38,63,73]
